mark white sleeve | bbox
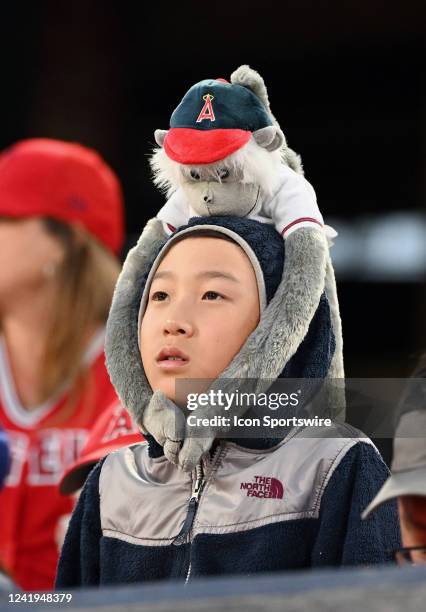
[156,188,190,235]
[263,165,325,239]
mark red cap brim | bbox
[164,128,251,164]
[59,433,143,495]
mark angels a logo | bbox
[196,93,215,123]
[240,475,284,499]
[101,404,137,443]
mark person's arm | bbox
[311,441,401,567]
[55,459,105,588]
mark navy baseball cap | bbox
[163,78,273,165]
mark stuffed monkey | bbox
[151,66,336,242]
[105,65,344,471]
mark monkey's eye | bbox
[217,168,229,180]
[190,169,201,180]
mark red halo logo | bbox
[196,94,216,123]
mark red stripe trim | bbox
[167,223,176,233]
[281,217,323,236]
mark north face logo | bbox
[240,475,284,499]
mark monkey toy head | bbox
[151,66,303,218]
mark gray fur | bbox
[253,126,285,152]
[105,218,168,429]
[154,129,168,147]
[325,257,344,380]
[285,147,304,175]
[215,227,329,384]
[141,390,186,465]
[231,65,272,116]
[231,64,304,176]
[323,257,346,421]
[183,180,260,218]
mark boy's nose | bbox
[163,319,194,337]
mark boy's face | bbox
[140,236,260,401]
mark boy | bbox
[56,217,400,586]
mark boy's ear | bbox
[253,126,285,152]
[154,129,168,147]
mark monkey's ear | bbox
[154,129,168,147]
[253,126,285,152]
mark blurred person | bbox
[0,569,17,594]
[0,425,10,490]
[56,217,399,587]
[363,358,426,565]
[56,403,142,551]
[0,139,124,590]
[59,402,142,498]
[0,425,15,594]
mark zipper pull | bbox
[192,471,205,503]
[172,498,197,546]
[173,467,205,546]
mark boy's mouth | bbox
[156,346,190,368]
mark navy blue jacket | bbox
[56,433,400,588]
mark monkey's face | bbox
[180,165,260,218]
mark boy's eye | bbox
[202,291,224,300]
[217,168,229,179]
[151,291,168,301]
[190,169,201,180]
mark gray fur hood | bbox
[105,216,345,434]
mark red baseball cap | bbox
[59,402,143,495]
[0,138,124,254]
[164,78,273,165]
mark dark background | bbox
[1,0,425,380]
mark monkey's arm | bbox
[177,226,345,472]
[157,188,191,234]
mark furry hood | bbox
[105,216,344,440]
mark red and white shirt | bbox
[0,329,120,591]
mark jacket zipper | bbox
[172,445,224,583]
[172,462,205,546]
